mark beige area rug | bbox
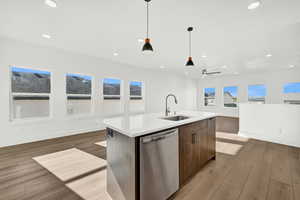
[95,141,107,148]
[66,170,111,200]
[33,148,111,200]
[216,132,248,156]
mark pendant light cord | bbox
[189,31,192,57]
[146,2,149,38]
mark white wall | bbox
[0,37,197,147]
[198,69,300,117]
[239,103,300,148]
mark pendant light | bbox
[142,0,153,52]
[185,27,194,66]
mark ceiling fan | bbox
[201,69,221,76]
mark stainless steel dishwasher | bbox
[140,129,179,200]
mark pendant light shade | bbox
[186,57,194,66]
[185,27,194,66]
[142,0,153,52]
[142,38,153,51]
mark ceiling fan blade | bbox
[206,71,221,75]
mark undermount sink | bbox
[162,115,190,121]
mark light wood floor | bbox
[174,132,300,200]
[0,131,299,200]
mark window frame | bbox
[223,86,238,108]
[65,73,93,116]
[103,77,122,100]
[283,82,300,105]
[204,87,216,107]
[247,84,267,104]
[129,81,143,100]
[9,66,52,121]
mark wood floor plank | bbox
[270,143,293,185]
[267,179,293,200]
[210,162,253,200]
[0,183,25,200]
[288,147,300,185]
[238,142,272,200]
[0,161,49,190]
[174,154,233,200]
[238,161,271,200]
[294,184,300,200]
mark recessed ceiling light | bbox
[201,54,207,58]
[266,54,272,58]
[113,52,119,56]
[248,0,261,10]
[45,0,57,8]
[160,65,165,69]
[289,65,295,68]
[42,34,51,39]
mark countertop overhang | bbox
[103,111,218,137]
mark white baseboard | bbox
[0,126,106,148]
[238,131,300,148]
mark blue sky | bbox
[248,85,266,97]
[205,88,215,95]
[67,73,92,80]
[12,67,50,75]
[224,86,238,97]
[130,81,142,87]
[104,78,121,85]
[284,82,300,93]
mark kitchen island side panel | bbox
[106,128,137,200]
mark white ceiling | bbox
[0,0,300,78]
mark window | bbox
[103,78,121,100]
[204,88,216,106]
[66,74,92,115]
[283,82,300,104]
[248,85,266,104]
[11,67,51,119]
[130,81,142,100]
[223,86,238,107]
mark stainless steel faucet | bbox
[165,94,178,116]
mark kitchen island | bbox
[103,111,217,200]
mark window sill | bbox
[66,113,94,120]
[10,116,52,125]
[223,106,239,109]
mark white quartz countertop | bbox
[103,111,218,137]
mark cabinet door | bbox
[179,124,199,185]
[198,120,209,167]
[207,118,216,160]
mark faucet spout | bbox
[165,94,178,116]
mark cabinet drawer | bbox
[181,122,199,133]
[194,120,208,130]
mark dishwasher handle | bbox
[141,129,177,144]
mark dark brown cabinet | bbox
[207,118,216,160]
[179,118,216,186]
